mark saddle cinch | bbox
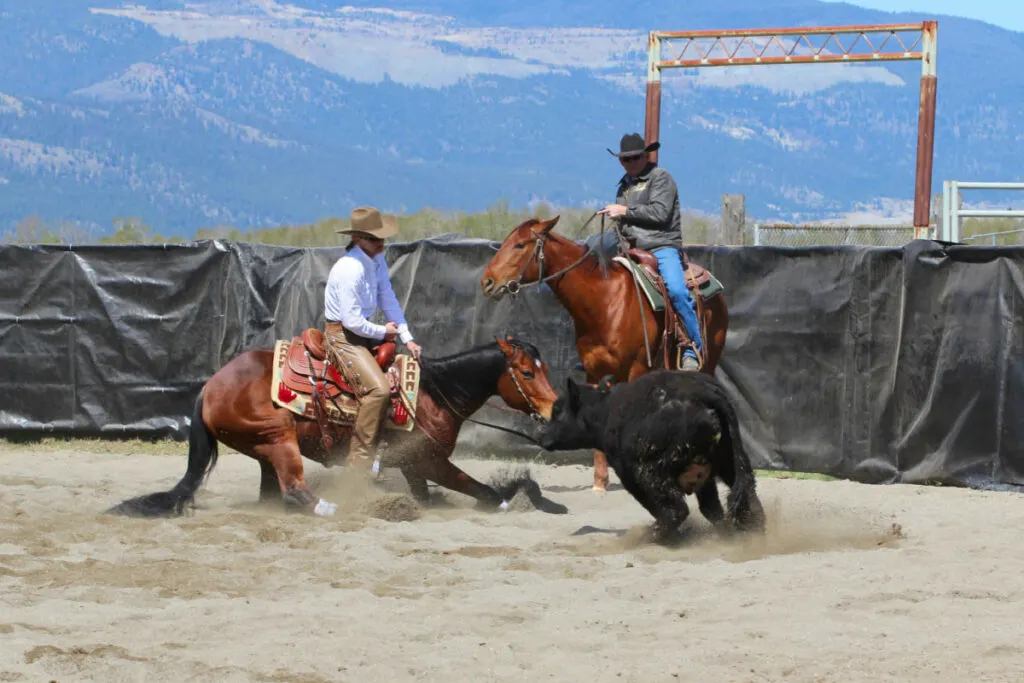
[270,328,420,432]
[612,248,723,372]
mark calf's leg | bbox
[620,466,692,545]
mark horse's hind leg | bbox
[413,456,504,510]
[257,439,336,517]
[701,293,728,375]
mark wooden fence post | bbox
[721,194,746,245]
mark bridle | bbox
[504,357,545,424]
[494,212,606,299]
[490,213,655,368]
[422,342,550,446]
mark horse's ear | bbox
[540,215,560,233]
[495,337,514,356]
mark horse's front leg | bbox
[593,450,610,493]
[413,453,505,510]
[399,461,431,505]
[585,353,638,495]
[589,359,655,496]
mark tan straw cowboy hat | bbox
[335,206,399,239]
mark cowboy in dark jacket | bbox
[598,133,702,370]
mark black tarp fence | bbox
[1,237,1022,491]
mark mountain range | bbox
[1,0,1022,239]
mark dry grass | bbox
[0,437,186,456]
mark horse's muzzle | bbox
[480,277,510,300]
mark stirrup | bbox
[676,342,701,371]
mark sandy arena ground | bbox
[2,445,1024,682]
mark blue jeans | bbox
[653,248,702,360]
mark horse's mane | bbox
[516,216,614,280]
[419,337,542,416]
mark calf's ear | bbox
[565,377,581,412]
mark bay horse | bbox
[480,216,729,492]
[107,335,564,518]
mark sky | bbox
[822,0,1024,33]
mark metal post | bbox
[951,180,960,242]
[913,21,938,239]
[644,31,662,164]
[941,180,951,241]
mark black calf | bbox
[539,369,766,543]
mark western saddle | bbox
[623,247,711,371]
[275,328,415,433]
[281,328,397,400]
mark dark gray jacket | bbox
[615,163,682,252]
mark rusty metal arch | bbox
[644,22,938,239]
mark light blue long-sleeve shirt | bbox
[324,246,413,344]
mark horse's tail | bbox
[106,391,220,518]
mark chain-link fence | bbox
[958,219,1024,246]
[753,223,918,247]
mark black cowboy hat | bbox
[607,132,660,158]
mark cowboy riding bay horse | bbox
[480,216,729,492]
[108,331,563,518]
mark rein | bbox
[311,343,547,449]
[617,221,655,368]
[427,377,545,447]
[407,350,546,447]
[500,211,605,298]
[495,212,656,368]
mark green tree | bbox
[1,199,744,247]
[100,217,154,244]
[0,215,94,245]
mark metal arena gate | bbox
[641,22,939,243]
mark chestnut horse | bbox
[480,216,729,492]
[107,336,563,518]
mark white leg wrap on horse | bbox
[314,499,337,517]
[499,500,510,512]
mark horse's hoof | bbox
[499,500,510,512]
[591,485,607,495]
[313,499,337,517]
